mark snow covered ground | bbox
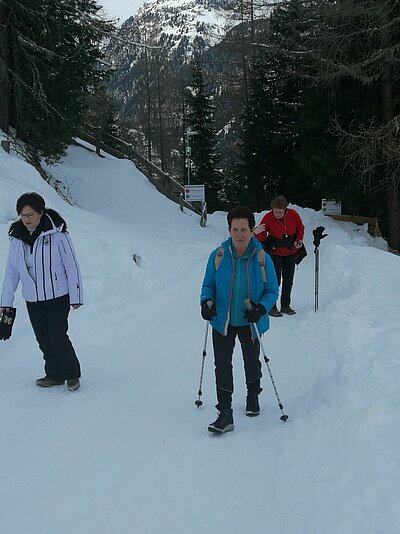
[0,135,399,533]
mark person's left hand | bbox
[294,240,303,249]
[244,301,266,323]
[71,304,82,310]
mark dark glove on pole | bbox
[201,300,217,321]
[244,300,266,323]
[0,308,16,340]
[313,226,328,249]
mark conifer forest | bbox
[1,0,399,249]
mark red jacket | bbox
[255,208,305,256]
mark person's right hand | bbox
[201,300,217,321]
[254,224,266,235]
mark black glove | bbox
[244,301,266,323]
[201,300,217,321]
[0,308,16,340]
[313,226,328,248]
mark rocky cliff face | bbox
[106,0,235,110]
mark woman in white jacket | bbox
[0,192,83,391]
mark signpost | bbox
[185,128,207,226]
[185,129,197,185]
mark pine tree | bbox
[284,0,400,249]
[236,2,301,212]
[186,63,220,212]
[0,0,113,162]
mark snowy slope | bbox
[0,136,399,534]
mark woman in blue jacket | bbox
[200,206,278,434]
[0,192,82,391]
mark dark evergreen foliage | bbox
[186,63,220,211]
[0,0,113,162]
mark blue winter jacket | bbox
[200,237,278,337]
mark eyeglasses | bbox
[20,212,37,220]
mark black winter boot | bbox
[208,409,234,434]
[246,394,260,416]
[246,383,262,416]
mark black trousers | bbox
[26,294,81,380]
[212,325,261,410]
[272,254,296,308]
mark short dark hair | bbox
[227,206,255,230]
[271,195,288,209]
[16,192,45,215]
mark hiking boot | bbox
[208,409,234,434]
[246,393,260,416]
[281,306,296,315]
[269,306,283,317]
[67,378,80,392]
[36,376,65,387]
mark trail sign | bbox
[184,184,205,202]
[322,199,342,215]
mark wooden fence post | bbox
[1,139,10,153]
[95,127,101,156]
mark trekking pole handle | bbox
[244,298,252,311]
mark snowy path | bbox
[0,139,399,533]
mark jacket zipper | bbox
[223,248,235,335]
[49,234,55,299]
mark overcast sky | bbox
[99,0,145,23]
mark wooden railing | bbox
[327,214,381,237]
[77,126,201,216]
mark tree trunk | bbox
[386,186,400,251]
[0,2,10,133]
[181,67,187,182]
[380,6,400,250]
[240,0,249,108]
[156,55,165,172]
[144,47,152,162]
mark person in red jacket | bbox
[255,196,305,317]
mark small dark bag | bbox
[294,244,307,265]
[0,308,16,340]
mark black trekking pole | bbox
[245,299,288,422]
[312,226,328,313]
[255,324,288,422]
[195,320,210,408]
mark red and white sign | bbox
[322,199,341,215]
[184,185,205,202]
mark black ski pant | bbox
[26,294,81,381]
[212,325,261,410]
[271,253,296,308]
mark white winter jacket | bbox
[1,213,83,307]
